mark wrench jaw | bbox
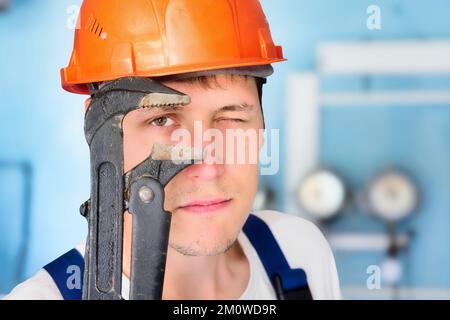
[84,77,191,146]
[123,146,203,300]
[124,157,194,205]
[82,77,196,300]
[128,177,169,300]
[124,144,204,192]
[139,92,191,109]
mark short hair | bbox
[170,74,264,105]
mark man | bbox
[5,0,341,300]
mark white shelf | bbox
[318,41,450,75]
[328,233,409,251]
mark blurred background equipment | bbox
[286,38,450,299]
[366,168,419,223]
[297,169,347,221]
[366,168,419,299]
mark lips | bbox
[177,198,232,214]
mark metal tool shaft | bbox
[82,77,193,300]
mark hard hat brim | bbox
[153,65,274,82]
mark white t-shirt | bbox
[3,210,341,300]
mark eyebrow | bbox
[137,104,183,115]
[137,102,254,115]
[214,103,255,115]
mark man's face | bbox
[122,75,264,256]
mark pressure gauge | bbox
[367,170,418,222]
[297,170,346,219]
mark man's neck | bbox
[122,212,250,299]
[162,240,249,299]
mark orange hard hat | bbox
[61,0,286,95]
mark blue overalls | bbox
[43,214,312,300]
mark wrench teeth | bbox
[141,103,184,109]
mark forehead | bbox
[161,74,258,99]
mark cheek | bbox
[123,137,146,173]
[226,162,259,203]
[245,164,259,193]
[122,118,155,173]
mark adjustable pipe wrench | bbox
[80,77,200,300]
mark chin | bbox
[169,239,235,256]
[168,204,249,256]
[169,224,238,256]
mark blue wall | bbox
[0,0,86,292]
[260,0,450,208]
[321,103,450,287]
[260,0,450,291]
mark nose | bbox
[181,122,225,180]
[184,161,225,180]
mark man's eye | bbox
[219,118,247,123]
[150,117,175,127]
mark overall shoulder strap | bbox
[43,248,84,300]
[243,213,313,300]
